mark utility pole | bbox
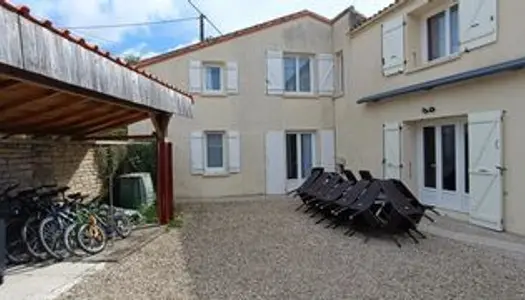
[199,14,205,42]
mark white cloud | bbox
[11,0,184,43]
[120,38,200,59]
[10,0,394,51]
[192,0,395,36]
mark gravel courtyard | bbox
[59,198,525,300]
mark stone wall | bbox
[0,142,102,196]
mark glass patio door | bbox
[286,132,314,190]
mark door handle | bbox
[478,168,489,173]
[496,165,507,173]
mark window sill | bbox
[203,171,230,177]
[201,91,228,97]
[406,53,461,74]
[283,92,317,99]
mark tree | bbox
[123,54,141,65]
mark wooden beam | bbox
[63,109,135,133]
[0,91,63,115]
[74,134,155,141]
[0,79,20,90]
[151,113,171,140]
[0,98,93,129]
[82,113,148,136]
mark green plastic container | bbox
[116,172,156,209]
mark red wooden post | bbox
[152,113,172,225]
[156,140,166,224]
[167,142,174,218]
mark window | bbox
[284,55,312,93]
[203,64,223,92]
[426,4,459,61]
[205,132,225,171]
[334,51,344,95]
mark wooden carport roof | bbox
[0,1,193,137]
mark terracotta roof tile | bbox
[0,0,193,102]
[137,10,332,68]
[349,0,404,33]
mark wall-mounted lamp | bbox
[422,106,436,114]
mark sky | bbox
[8,0,394,59]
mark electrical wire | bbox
[65,16,199,30]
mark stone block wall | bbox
[0,142,102,196]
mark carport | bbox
[0,1,193,223]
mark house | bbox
[133,10,362,198]
[134,0,525,236]
[335,0,525,235]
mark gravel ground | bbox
[57,229,198,300]
[58,198,525,300]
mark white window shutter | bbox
[265,131,286,194]
[468,110,504,231]
[228,131,241,173]
[190,131,204,174]
[189,60,202,93]
[382,122,402,179]
[320,130,335,172]
[459,0,497,52]
[381,16,405,76]
[266,50,284,95]
[317,54,334,96]
[226,61,239,94]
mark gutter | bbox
[357,56,525,104]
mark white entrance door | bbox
[418,119,470,213]
[468,110,504,231]
[285,132,315,191]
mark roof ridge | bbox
[0,0,193,101]
[136,9,331,68]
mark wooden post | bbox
[151,113,172,225]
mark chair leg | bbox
[295,203,305,211]
[344,228,354,236]
[390,235,402,248]
[407,231,419,244]
[324,221,335,228]
[412,228,427,239]
[315,216,326,224]
[423,214,435,223]
[310,210,320,218]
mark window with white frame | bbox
[283,54,313,93]
[205,132,225,171]
[334,51,344,95]
[426,4,459,61]
[203,64,223,92]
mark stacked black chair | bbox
[290,169,439,247]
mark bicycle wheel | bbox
[76,222,107,255]
[38,216,69,260]
[6,218,31,264]
[114,214,133,239]
[22,215,48,261]
[63,223,88,257]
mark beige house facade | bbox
[133,0,525,236]
[132,11,346,199]
[335,0,525,235]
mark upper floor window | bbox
[204,64,223,92]
[426,4,459,61]
[188,60,239,95]
[284,55,313,93]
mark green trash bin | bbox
[115,172,156,210]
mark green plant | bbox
[169,213,184,228]
[139,202,158,224]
